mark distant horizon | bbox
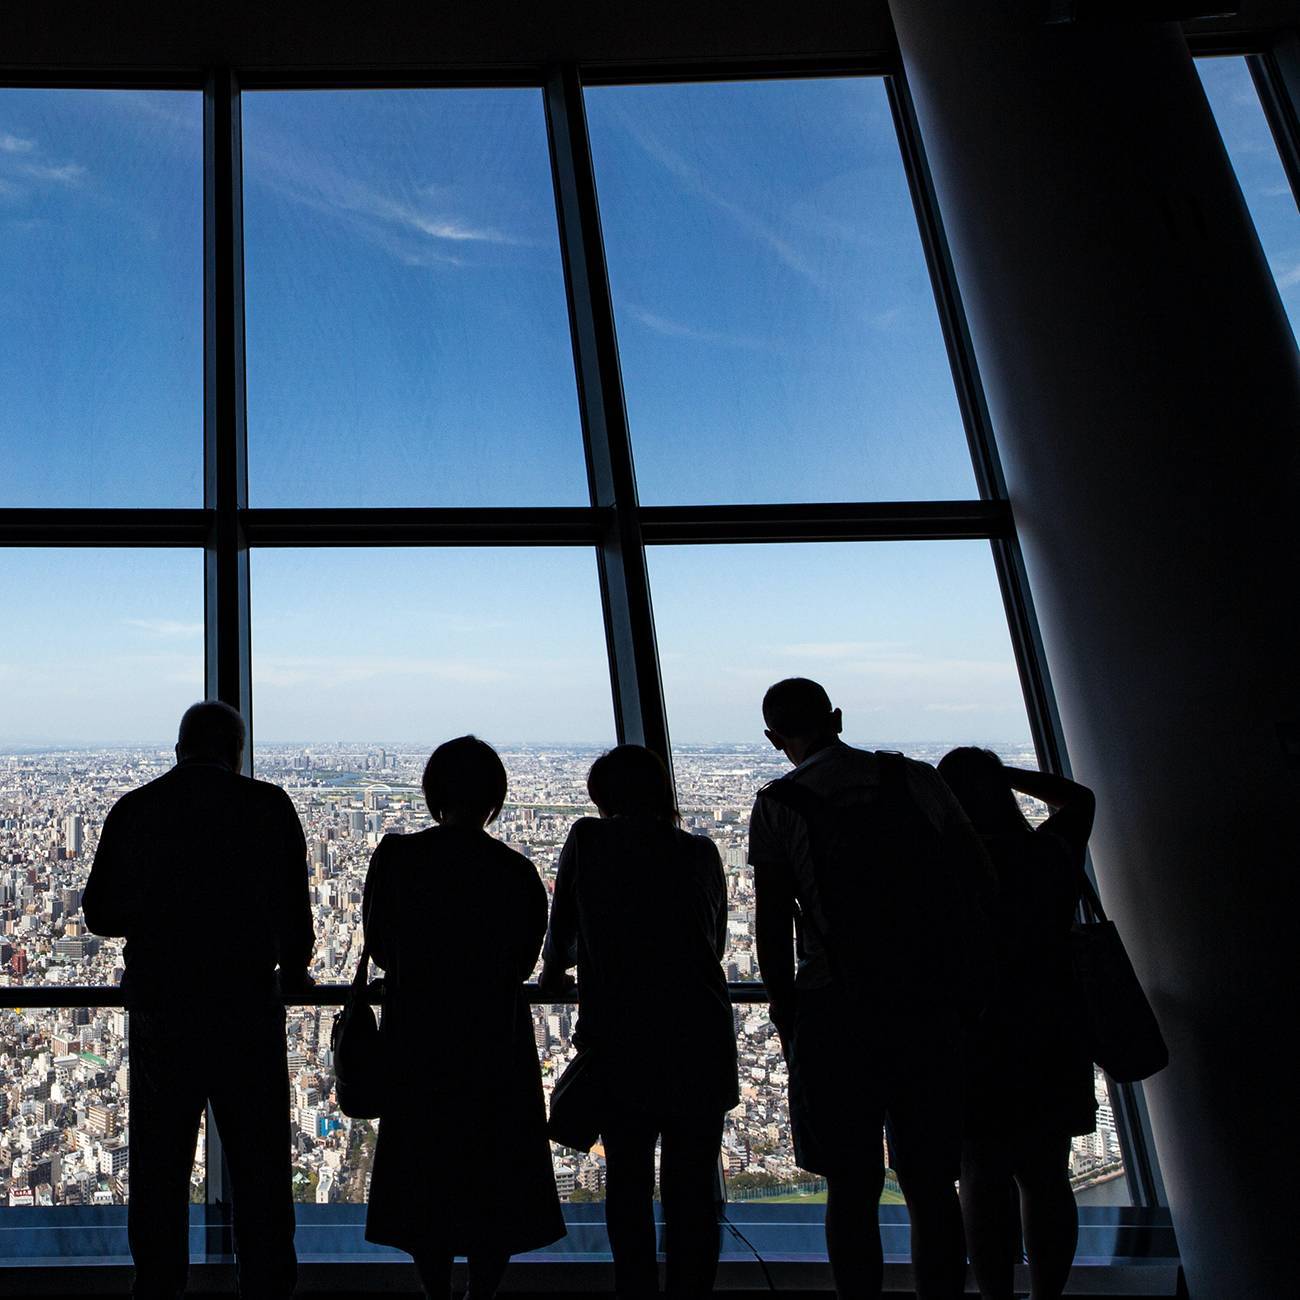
[0,736,1036,752]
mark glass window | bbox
[651,539,1033,978]
[647,540,1130,1204]
[253,546,612,1204]
[0,550,204,988]
[0,90,203,506]
[241,90,588,507]
[250,546,614,988]
[584,77,976,505]
[1197,55,1300,338]
[0,1008,208,1210]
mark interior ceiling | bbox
[1,0,1292,73]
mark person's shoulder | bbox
[105,769,176,819]
[241,774,304,820]
[675,825,721,858]
[245,772,294,802]
[374,827,432,860]
[563,815,606,849]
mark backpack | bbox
[756,752,973,1013]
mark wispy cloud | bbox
[617,112,833,293]
[255,655,512,689]
[243,133,529,270]
[17,161,85,184]
[447,615,513,634]
[625,304,778,352]
[0,126,87,201]
[1275,259,1300,289]
[123,618,203,637]
[776,640,914,660]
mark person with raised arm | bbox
[362,735,563,1300]
[936,748,1098,1300]
[750,678,995,1300]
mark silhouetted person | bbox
[750,678,994,1300]
[937,748,1097,1300]
[83,700,310,1299]
[363,735,563,1299]
[539,745,738,1297]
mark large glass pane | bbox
[242,90,587,506]
[0,551,204,988]
[1198,56,1300,338]
[647,540,1128,1202]
[0,1007,210,1208]
[585,77,976,505]
[0,90,202,506]
[251,546,614,997]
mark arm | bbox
[271,791,313,991]
[361,839,392,973]
[750,795,797,1012]
[754,861,797,1006]
[538,826,580,993]
[81,803,136,938]
[705,838,727,961]
[1004,766,1096,849]
[518,866,549,983]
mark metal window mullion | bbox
[543,64,671,762]
[202,66,251,1227]
[888,65,1163,1207]
[1247,37,1300,210]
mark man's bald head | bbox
[176,701,245,770]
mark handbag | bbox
[1070,871,1169,1083]
[331,942,387,1118]
[547,1046,604,1152]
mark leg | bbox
[825,1168,887,1300]
[658,1113,723,1296]
[465,1250,510,1298]
[128,1008,206,1300]
[887,1036,966,1300]
[602,1116,661,1295]
[1012,1135,1076,1300]
[412,1249,453,1299]
[208,1007,297,1299]
[961,1138,1018,1300]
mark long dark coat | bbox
[362,827,564,1257]
[965,828,1098,1139]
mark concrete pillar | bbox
[890,3,1300,1294]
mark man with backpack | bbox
[749,678,995,1299]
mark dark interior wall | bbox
[1,0,1295,72]
[892,2,1300,1295]
[0,0,897,71]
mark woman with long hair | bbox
[936,747,1097,1300]
[540,744,738,1296]
[363,735,564,1299]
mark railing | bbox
[0,981,772,1008]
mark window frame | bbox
[0,50,1211,1223]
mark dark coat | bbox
[543,816,739,1123]
[362,827,564,1257]
[966,827,1097,1139]
[83,759,311,1004]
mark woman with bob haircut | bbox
[540,744,738,1297]
[363,735,563,1299]
[935,746,1097,1300]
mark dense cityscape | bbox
[1,742,1124,1211]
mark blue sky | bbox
[2,66,1296,746]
